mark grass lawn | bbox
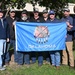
[0,50,75,75]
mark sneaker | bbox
[3,65,7,68]
[0,66,6,71]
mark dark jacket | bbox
[46,18,60,23]
[0,18,9,39]
[6,16,19,40]
[30,17,44,22]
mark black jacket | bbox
[0,18,9,39]
[6,16,19,40]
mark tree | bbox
[0,0,31,10]
[68,0,75,3]
[0,0,75,12]
[33,0,75,13]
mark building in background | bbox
[13,3,75,14]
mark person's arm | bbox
[66,17,73,31]
[66,22,73,31]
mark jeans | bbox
[43,51,50,62]
[50,51,60,66]
[5,40,18,63]
[16,52,23,65]
[31,52,36,63]
[31,52,43,64]
[17,52,30,65]
[24,52,30,64]
[0,40,6,66]
[38,52,43,64]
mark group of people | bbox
[0,7,75,71]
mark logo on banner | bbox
[34,26,50,44]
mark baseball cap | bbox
[10,9,15,13]
[43,9,48,13]
[22,10,28,14]
[34,8,39,13]
[63,8,70,12]
[48,10,55,15]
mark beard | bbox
[22,16,27,21]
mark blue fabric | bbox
[15,22,67,52]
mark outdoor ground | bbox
[0,50,75,75]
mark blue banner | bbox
[15,22,67,52]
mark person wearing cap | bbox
[0,10,9,70]
[42,9,49,22]
[42,9,50,64]
[47,10,61,69]
[30,8,43,66]
[61,8,74,69]
[16,10,30,65]
[30,8,43,22]
[5,9,19,65]
[20,10,29,22]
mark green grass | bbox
[0,62,75,75]
[0,51,75,75]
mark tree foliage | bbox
[0,0,75,12]
[68,0,75,3]
[0,0,31,10]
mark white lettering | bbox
[28,44,56,48]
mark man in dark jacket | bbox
[42,9,50,64]
[5,9,19,65]
[17,10,30,65]
[61,8,74,69]
[0,10,9,71]
[30,8,43,66]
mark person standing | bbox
[42,9,50,64]
[42,9,49,22]
[5,9,19,65]
[0,10,9,70]
[30,8,43,66]
[61,8,74,69]
[17,10,30,65]
[47,10,61,69]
